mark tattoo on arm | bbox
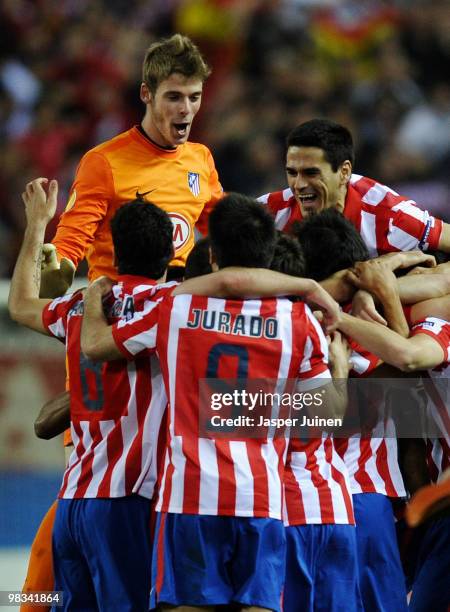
[32,248,42,293]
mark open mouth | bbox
[173,123,189,137]
[296,192,322,216]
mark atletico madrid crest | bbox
[188,172,200,196]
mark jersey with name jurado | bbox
[42,277,176,499]
[52,126,223,279]
[258,174,442,256]
[411,317,450,481]
[112,293,331,519]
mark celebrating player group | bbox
[8,33,450,612]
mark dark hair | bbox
[184,237,212,279]
[291,209,369,281]
[110,199,174,279]
[427,250,450,265]
[142,33,211,95]
[286,119,354,171]
[270,232,306,277]
[208,193,276,269]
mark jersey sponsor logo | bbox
[188,172,200,197]
[65,189,77,212]
[169,212,191,251]
[187,308,279,339]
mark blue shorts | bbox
[52,496,152,612]
[151,512,285,611]
[353,493,408,612]
[284,524,362,612]
[409,516,450,612]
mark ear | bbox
[340,160,352,185]
[140,82,152,104]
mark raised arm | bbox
[8,179,57,333]
[80,277,122,361]
[40,151,113,298]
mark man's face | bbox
[286,146,351,216]
[141,73,203,148]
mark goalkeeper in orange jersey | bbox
[41,32,222,297]
[21,33,221,612]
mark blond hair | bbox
[142,34,211,94]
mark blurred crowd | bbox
[1,0,449,277]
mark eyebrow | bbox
[285,165,320,172]
[164,89,203,96]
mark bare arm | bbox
[81,277,122,361]
[376,250,436,271]
[8,179,57,333]
[437,221,450,252]
[338,313,444,372]
[326,331,351,420]
[319,269,355,303]
[174,267,341,333]
[397,273,450,304]
[410,295,450,323]
[34,391,70,440]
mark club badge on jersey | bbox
[188,172,200,197]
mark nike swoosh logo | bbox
[136,188,157,199]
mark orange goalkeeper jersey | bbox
[52,126,223,279]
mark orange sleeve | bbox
[195,148,223,235]
[52,150,115,269]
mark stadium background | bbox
[0,0,449,592]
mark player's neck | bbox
[138,123,177,151]
[335,185,348,213]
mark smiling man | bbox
[46,33,222,292]
[258,118,450,258]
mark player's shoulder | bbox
[183,140,215,162]
[349,173,403,205]
[257,188,294,208]
[116,278,177,304]
[82,128,138,162]
[47,288,84,313]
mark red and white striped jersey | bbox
[258,174,442,256]
[334,332,406,497]
[283,435,355,526]
[410,317,450,481]
[42,276,176,500]
[112,293,331,519]
[427,438,450,483]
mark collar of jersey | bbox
[343,180,362,226]
[131,125,183,158]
